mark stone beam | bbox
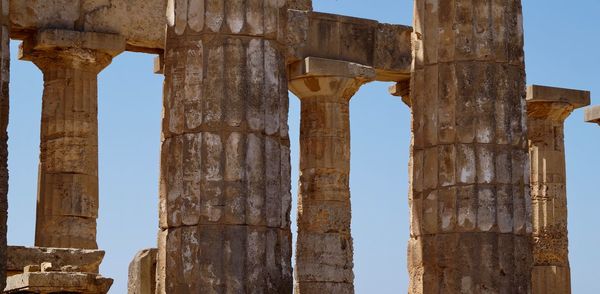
[288,10,412,82]
[9,2,413,78]
[9,0,166,53]
[584,105,600,125]
[526,85,590,294]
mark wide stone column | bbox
[19,29,125,249]
[527,85,590,294]
[157,1,293,292]
[289,57,374,294]
[408,1,532,293]
[0,0,9,289]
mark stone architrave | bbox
[527,85,590,294]
[289,57,374,294]
[408,0,533,292]
[0,0,9,290]
[157,0,293,292]
[19,29,126,249]
[584,105,600,125]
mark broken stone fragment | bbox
[7,246,105,274]
[23,265,40,273]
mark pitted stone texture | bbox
[289,0,312,11]
[19,29,125,249]
[289,58,374,294]
[128,248,157,294]
[7,246,105,276]
[287,10,411,81]
[5,272,113,294]
[0,0,9,290]
[408,0,532,292]
[527,85,589,294]
[158,1,293,292]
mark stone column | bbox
[408,0,532,292]
[0,0,9,289]
[157,0,293,292]
[289,57,374,294]
[19,29,125,249]
[527,85,590,294]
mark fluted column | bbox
[408,0,532,292]
[157,0,293,292]
[19,29,125,249]
[289,57,374,294]
[0,0,9,289]
[527,85,590,294]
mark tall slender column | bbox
[19,29,125,249]
[527,85,590,294]
[408,1,532,292]
[289,57,374,294]
[157,1,293,292]
[0,0,10,289]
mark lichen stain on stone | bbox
[303,77,320,92]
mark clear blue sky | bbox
[6,1,600,293]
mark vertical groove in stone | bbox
[408,0,532,293]
[33,59,105,250]
[0,0,9,289]
[158,0,292,292]
[528,102,575,294]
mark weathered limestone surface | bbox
[7,246,105,276]
[287,10,412,81]
[289,57,374,294]
[5,271,113,294]
[408,1,532,293]
[0,0,9,291]
[9,0,166,52]
[19,29,125,249]
[157,0,292,292]
[527,85,590,294]
[584,105,600,125]
[128,248,157,294]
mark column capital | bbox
[18,29,126,72]
[526,85,590,121]
[584,105,600,125]
[389,79,411,107]
[288,57,375,101]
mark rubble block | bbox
[7,246,104,276]
[584,105,600,125]
[4,271,112,294]
[128,248,157,294]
